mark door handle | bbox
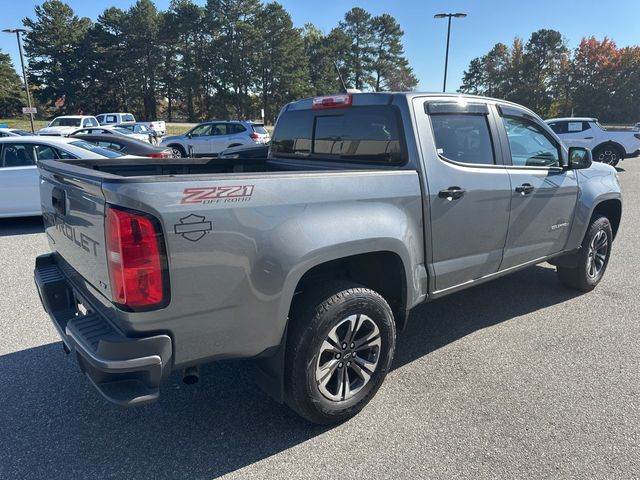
[583,136,594,140]
[438,186,466,201]
[515,183,534,195]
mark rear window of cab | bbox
[271,106,405,165]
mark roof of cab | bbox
[284,91,542,120]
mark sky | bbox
[1,0,639,93]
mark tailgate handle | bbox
[51,187,66,215]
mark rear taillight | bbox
[148,151,171,158]
[106,206,168,310]
[312,94,352,109]
[249,133,260,140]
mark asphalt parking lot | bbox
[1,162,638,480]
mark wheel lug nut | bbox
[350,343,355,348]
[335,353,341,359]
[341,343,347,349]
[347,361,351,366]
[338,362,344,368]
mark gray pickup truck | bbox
[34,93,622,424]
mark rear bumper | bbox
[34,253,172,406]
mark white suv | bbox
[546,117,640,167]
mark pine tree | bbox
[0,50,26,117]
[23,0,91,114]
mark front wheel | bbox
[557,215,613,291]
[593,145,622,167]
[285,281,396,425]
[168,145,185,158]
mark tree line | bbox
[459,29,640,123]
[1,0,417,123]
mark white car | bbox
[546,117,640,167]
[0,137,124,218]
[38,115,100,136]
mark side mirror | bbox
[186,133,192,139]
[568,147,592,170]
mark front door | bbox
[497,107,578,269]
[187,123,213,156]
[415,98,513,292]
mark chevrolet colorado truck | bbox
[546,117,640,167]
[34,93,622,424]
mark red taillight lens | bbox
[249,133,260,140]
[312,94,352,109]
[148,151,171,158]
[106,206,167,310]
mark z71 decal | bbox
[181,185,255,205]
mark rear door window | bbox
[430,114,495,165]
[212,124,229,136]
[122,114,135,122]
[271,106,404,164]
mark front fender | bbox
[565,163,622,250]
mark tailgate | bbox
[39,166,112,301]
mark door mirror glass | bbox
[568,147,592,169]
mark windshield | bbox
[70,140,123,158]
[49,118,82,127]
[14,130,33,136]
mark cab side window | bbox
[431,114,495,165]
[190,124,212,137]
[502,116,560,167]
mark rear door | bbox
[414,99,512,292]
[0,142,40,217]
[497,105,578,269]
[209,123,231,154]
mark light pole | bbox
[3,28,35,132]
[434,13,467,93]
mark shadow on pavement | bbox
[0,265,582,479]
[0,217,44,237]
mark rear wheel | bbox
[593,144,622,167]
[285,281,396,425]
[557,215,612,291]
